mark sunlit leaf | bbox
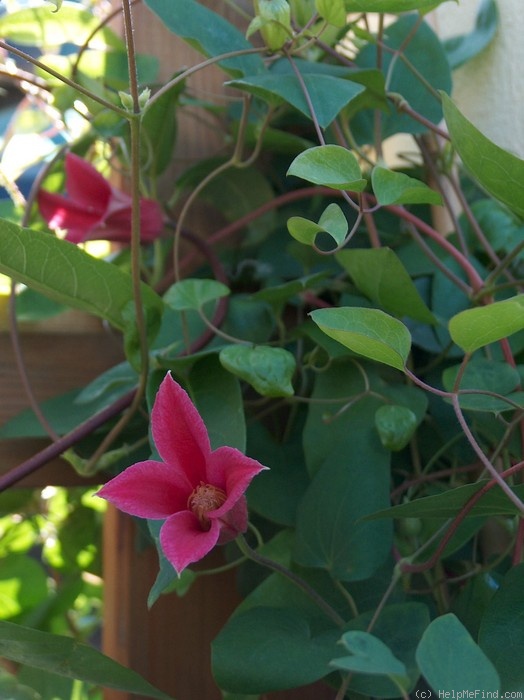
[442,93,524,220]
[448,296,524,353]
[345,0,447,10]
[371,166,442,206]
[316,0,346,27]
[0,221,163,333]
[287,203,348,247]
[287,146,366,191]
[0,5,123,48]
[310,307,411,371]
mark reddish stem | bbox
[400,460,524,574]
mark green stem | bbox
[451,395,524,515]
[235,534,345,627]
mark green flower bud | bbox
[250,0,292,51]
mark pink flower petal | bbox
[64,153,111,210]
[37,190,104,236]
[214,495,248,544]
[160,511,221,574]
[151,374,210,485]
[138,198,165,241]
[97,460,192,519]
[205,445,267,520]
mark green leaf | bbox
[294,417,392,581]
[212,607,340,693]
[344,603,430,697]
[479,564,524,693]
[448,296,524,353]
[0,221,164,332]
[0,555,48,619]
[142,80,182,177]
[219,345,296,398]
[0,389,109,439]
[287,203,348,248]
[163,278,230,312]
[443,0,498,69]
[189,355,246,452]
[147,520,197,607]
[0,668,40,700]
[144,0,264,77]
[336,248,436,324]
[331,631,408,680]
[442,358,523,413]
[375,404,418,451]
[442,93,524,220]
[310,307,412,371]
[75,362,138,406]
[228,66,367,129]
[416,614,500,693]
[371,166,442,206]
[302,360,427,477]
[0,5,123,48]
[354,15,451,141]
[0,621,173,699]
[246,422,310,527]
[254,272,327,305]
[366,481,524,521]
[345,0,447,10]
[316,0,346,27]
[287,145,366,190]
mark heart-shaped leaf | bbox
[287,203,348,248]
[331,630,408,681]
[219,345,296,397]
[163,278,230,312]
[212,607,340,694]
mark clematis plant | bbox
[97,373,267,574]
[37,152,165,244]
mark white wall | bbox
[431,0,524,158]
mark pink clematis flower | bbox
[97,373,267,574]
[37,152,164,244]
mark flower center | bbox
[187,482,227,530]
